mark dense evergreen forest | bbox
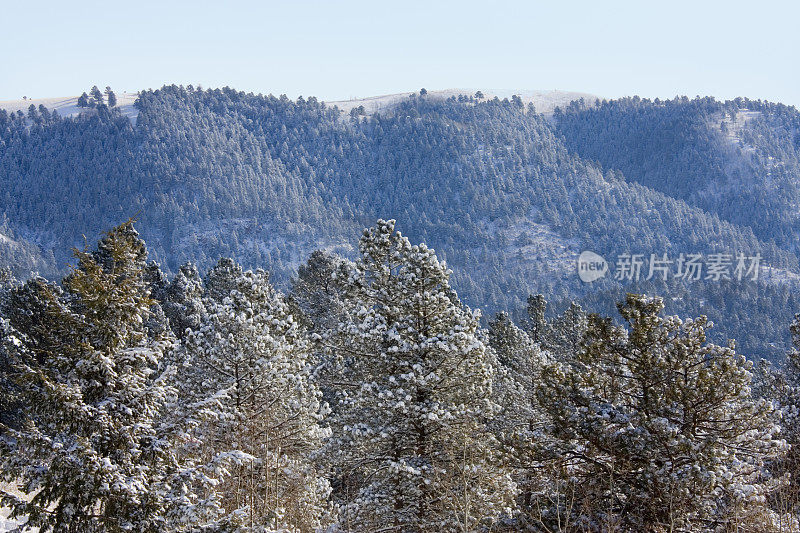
[1,86,799,361]
[2,220,800,532]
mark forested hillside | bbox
[1,86,799,359]
[554,96,800,249]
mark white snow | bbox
[0,92,139,125]
[0,89,597,125]
[760,265,800,286]
[0,482,36,532]
[721,109,761,147]
[326,88,600,116]
[472,215,582,284]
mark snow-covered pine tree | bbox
[326,220,517,532]
[537,294,788,531]
[290,250,357,339]
[159,262,207,340]
[105,87,117,108]
[520,296,586,360]
[487,312,550,521]
[525,294,549,345]
[0,268,20,429]
[179,258,332,532]
[289,250,359,403]
[547,301,587,360]
[755,314,800,520]
[0,222,234,532]
[90,85,104,107]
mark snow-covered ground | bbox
[760,264,800,286]
[0,510,29,532]
[327,88,600,116]
[0,482,35,532]
[0,92,139,125]
[722,109,762,147]
[0,89,597,125]
[0,89,598,128]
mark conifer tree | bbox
[488,312,550,518]
[289,250,358,400]
[179,258,332,532]
[536,294,787,531]
[0,268,20,429]
[290,250,357,337]
[0,222,235,532]
[756,314,800,519]
[547,301,587,359]
[160,262,206,340]
[90,85,104,107]
[106,86,117,107]
[327,220,517,531]
[525,294,549,345]
[27,104,38,123]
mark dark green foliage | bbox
[535,294,785,530]
[0,222,174,531]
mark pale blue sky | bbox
[2,0,799,106]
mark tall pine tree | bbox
[0,222,234,532]
[326,220,517,531]
[536,294,787,531]
[178,258,332,531]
